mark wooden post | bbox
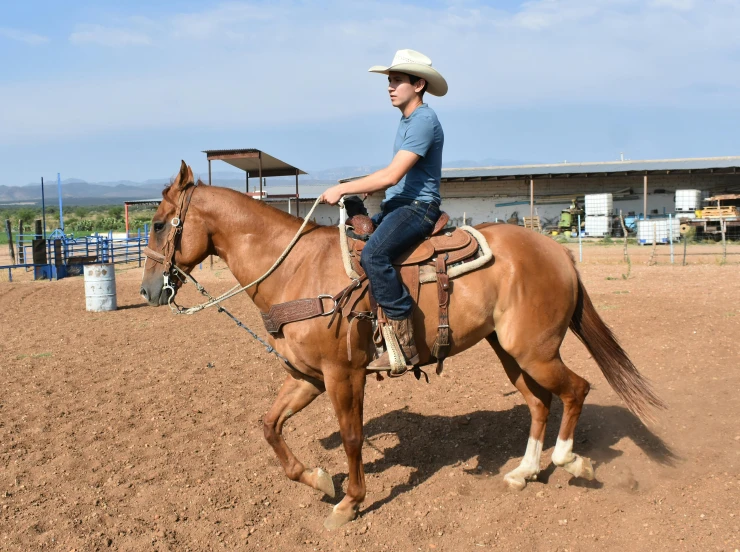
[682,231,688,266]
[17,220,24,264]
[648,223,657,266]
[529,178,534,222]
[258,152,263,199]
[34,219,42,239]
[208,159,214,268]
[721,216,727,263]
[619,210,628,262]
[643,175,648,219]
[5,219,16,264]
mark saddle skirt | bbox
[341,213,493,285]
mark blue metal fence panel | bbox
[8,231,149,280]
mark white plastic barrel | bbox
[84,264,117,311]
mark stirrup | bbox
[366,324,417,374]
[383,322,415,374]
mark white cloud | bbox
[70,24,152,47]
[0,27,49,45]
[2,0,739,145]
[170,2,275,40]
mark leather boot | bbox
[368,316,420,375]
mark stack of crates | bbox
[584,193,613,237]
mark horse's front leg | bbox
[323,367,367,530]
[263,374,335,498]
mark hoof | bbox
[323,504,358,530]
[561,455,595,480]
[315,468,336,498]
[504,473,527,491]
[579,457,595,481]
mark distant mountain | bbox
[1,159,533,205]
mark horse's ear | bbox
[174,160,194,189]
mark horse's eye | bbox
[153,221,165,232]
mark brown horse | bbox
[140,162,664,529]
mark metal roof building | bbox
[441,156,740,182]
[341,155,740,229]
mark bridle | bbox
[142,180,329,315]
[142,185,372,386]
[143,181,198,310]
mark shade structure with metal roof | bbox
[202,148,307,198]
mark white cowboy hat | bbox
[368,49,448,97]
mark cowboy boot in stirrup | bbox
[368,316,420,375]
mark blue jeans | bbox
[361,199,441,320]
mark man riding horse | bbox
[321,49,448,376]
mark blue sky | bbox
[1,0,739,185]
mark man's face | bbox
[387,71,425,109]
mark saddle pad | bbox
[339,224,494,284]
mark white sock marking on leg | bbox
[506,437,543,483]
[552,438,575,467]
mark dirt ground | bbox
[1,248,739,551]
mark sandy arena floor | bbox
[1,248,739,551]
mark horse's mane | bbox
[161,178,206,197]
[161,179,322,228]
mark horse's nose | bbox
[140,287,149,301]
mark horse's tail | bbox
[569,269,666,424]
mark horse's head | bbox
[140,160,211,306]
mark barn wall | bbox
[268,173,740,227]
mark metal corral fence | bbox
[1,227,150,282]
[549,213,740,266]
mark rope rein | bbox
[144,189,344,365]
[168,196,325,315]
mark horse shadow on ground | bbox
[319,401,679,513]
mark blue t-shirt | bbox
[384,104,444,206]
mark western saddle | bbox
[344,212,481,373]
[259,208,484,376]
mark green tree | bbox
[108,206,124,220]
[16,208,38,225]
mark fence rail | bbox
[2,230,148,281]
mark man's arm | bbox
[320,150,420,205]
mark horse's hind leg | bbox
[519,355,594,481]
[488,334,552,491]
[263,375,335,498]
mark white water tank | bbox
[675,189,702,212]
[84,264,117,311]
[637,219,681,244]
[585,193,614,216]
[584,216,612,237]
